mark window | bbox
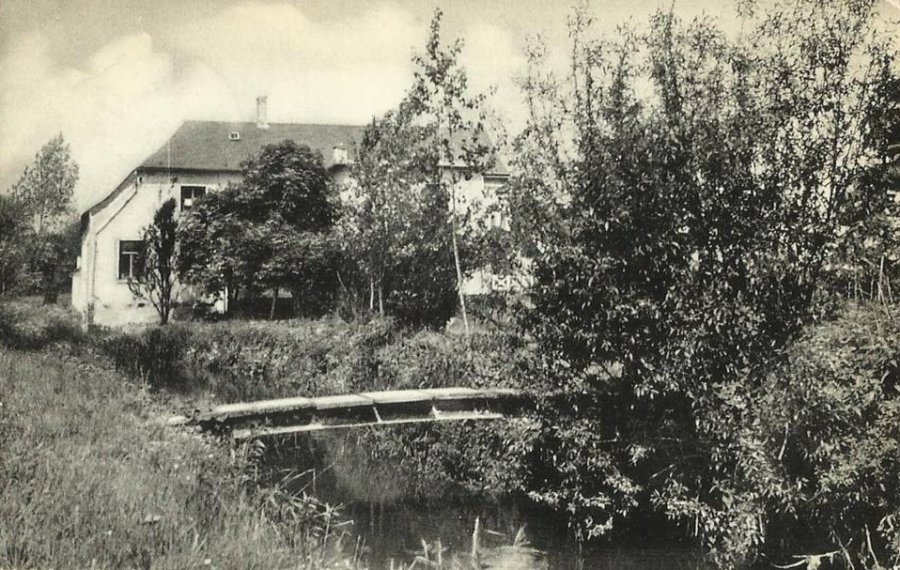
[118,240,144,280]
[180,185,206,210]
[229,131,240,141]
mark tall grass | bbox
[0,297,84,350]
[0,348,359,569]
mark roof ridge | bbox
[181,119,367,128]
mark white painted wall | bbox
[74,170,239,327]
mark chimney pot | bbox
[256,96,269,129]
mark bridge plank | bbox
[232,410,507,440]
[167,387,529,437]
[313,394,374,410]
[360,389,432,404]
[211,396,315,416]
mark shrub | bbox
[99,324,196,391]
[0,298,84,350]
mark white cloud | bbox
[0,1,525,211]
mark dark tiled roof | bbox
[140,121,367,171]
[85,119,509,219]
[139,120,509,175]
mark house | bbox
[72,97,509,327]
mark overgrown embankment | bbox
[98,315,530,402]
[94,315,541,503]
[0,302,363,569]
[0,299,543,567]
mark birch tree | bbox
[407,9,495,336]
[12,134,78,235]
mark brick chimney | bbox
[256,95,269,129]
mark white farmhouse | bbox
[72,97,509,327]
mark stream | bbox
[261,430,708,569]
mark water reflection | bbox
[261,431,706,569]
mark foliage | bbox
[0,297,84,350]
[343,106,435,317]
[177,185,252,304]
[11,134,78,235]
[521,0,899,565]
[0,195,35,296]
[30,219,81,304]
[5,135,80,303]
[408,9,496,336]
[344,104,483,329]
[178,140,340,315]
[501,34,575,262]
[668,302,900,568]
[128,198,180,324]
[344,10,497,331]
[258,223,343,318]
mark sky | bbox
[1,0,898,211]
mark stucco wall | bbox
[75,170,240,327]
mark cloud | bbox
[161,1,424,125]
[0,1,525,211]
[0,30,213,210]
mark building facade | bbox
[72,98,509,327]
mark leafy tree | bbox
[381,182,462,328]
[522,1,899,565]
[502,34,575,261]
[343,102,468,327]
[406,9,496,336]
[9,134,79,303]
[128,199,179,324]
[344,16,495,330]
[178,141,339,317]
[12,134,78,236]
[0,195,34,296]
[29,220,80,305]
[344,107,434,315]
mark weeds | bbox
[0,348,358,569]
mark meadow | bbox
[0,300,364,569]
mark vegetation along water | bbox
[2,0,900,568]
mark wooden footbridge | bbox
[168,387,531,440]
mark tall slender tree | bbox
[407,9,495,336]
[10,134,79,303]
[12,134,78,235]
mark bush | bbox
[99,325,196,391]
[0,298,84,350]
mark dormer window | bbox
[229,131,241,141]
[181,185,206,211]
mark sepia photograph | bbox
[1,0,899,568]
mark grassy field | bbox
[0,343,360,569]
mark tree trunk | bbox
[269,287,279,320]
[369,277,375,312]
[449,185,470,338]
